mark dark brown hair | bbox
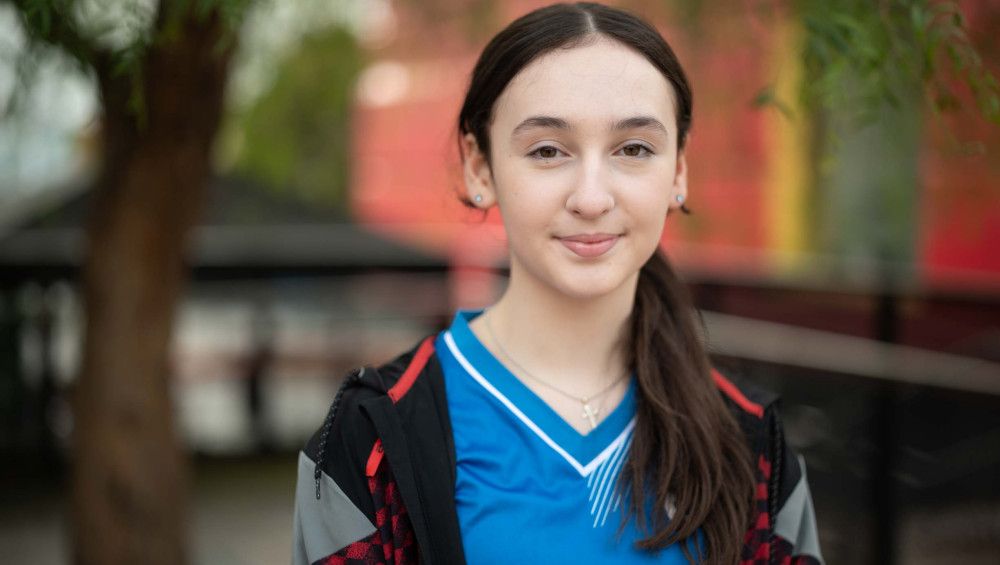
[456,3,755,563]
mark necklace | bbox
[482,308,628,430]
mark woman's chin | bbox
[549,270,633,301]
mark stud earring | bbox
[474,194,483,203]
[673,194,692,215]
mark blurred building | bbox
[0,173,450,457]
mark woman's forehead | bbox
[492,37,677,131]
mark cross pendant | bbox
[581,402,599,430]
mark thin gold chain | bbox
[482,308,628,405]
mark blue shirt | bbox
[435,308,704,563]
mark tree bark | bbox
[70,4,234,564]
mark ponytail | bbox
[616,248,755,564]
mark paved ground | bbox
[0,455,298,565]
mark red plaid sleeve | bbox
[319,457,419,565]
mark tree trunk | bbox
[70,4,234,564]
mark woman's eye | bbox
[529,145,562,159]
[620,143,652,157]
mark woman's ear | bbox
[669,150,688,212]
[462,132,497,208]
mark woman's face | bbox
[462,36,687,301]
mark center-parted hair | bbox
[456,3,755,563]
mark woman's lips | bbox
[558,234,620,258]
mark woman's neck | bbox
[472,267,637,395]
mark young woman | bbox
[293,3,822,564]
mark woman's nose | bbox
[566,160,615,218]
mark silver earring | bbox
[675,194,684,203]
[474,194,483,203]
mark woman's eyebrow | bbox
[510,115,668,138]
[612,116,668,135]
[511,116,571,137]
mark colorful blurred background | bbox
[1,0,998,564]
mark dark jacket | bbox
[292,335,824,564]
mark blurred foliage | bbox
[786,0,998,263]
[665,0,998,265]
[225,25,362,214]
[2,0,256,122]
[751,0,999,133]
[3,0,366,213]
[8,0,254,58]
[806,1,995,127]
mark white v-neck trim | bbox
[443,330,635,477]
